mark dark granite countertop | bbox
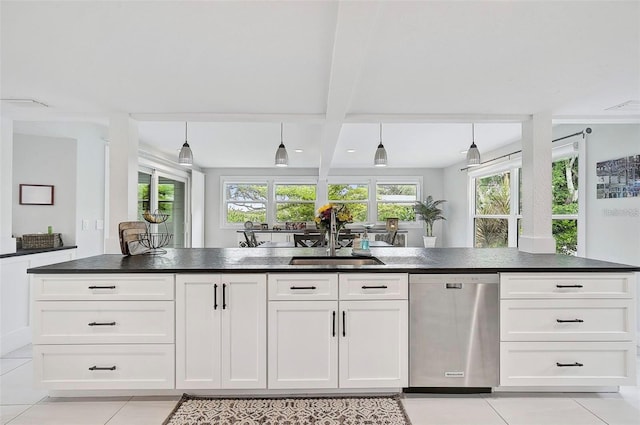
[0,245,77,260]
[26,247,640,274]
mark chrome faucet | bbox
[328,207,337,256]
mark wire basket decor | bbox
[139,210,173,254]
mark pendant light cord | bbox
[281,122,283,144]
[185,122,188,141]
[380,123,383,144]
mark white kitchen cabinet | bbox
[268,300,338,389]
[30,273,175,390]
[499,272,637,387]
[176,274,266,389]
[1,249,77,355]
[339,300,408,388]
[267,273,408,390]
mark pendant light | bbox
[274,122,288,167]
[374,123,388,167]
[178,122,193,166]
[466,123,481,167]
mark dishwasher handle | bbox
[445,283,463,289]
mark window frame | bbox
[374,180,422,225]
[274,182,318,223]
[467,140,583,255]
[327,178,371,224]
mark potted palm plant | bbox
[414,196,446,247]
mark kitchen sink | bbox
[288,256,385,266]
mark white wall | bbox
[204,167,444,248]
[12,134,77,246]
[12,122,107,258]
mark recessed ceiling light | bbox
[346,149,356,153]
[294,149,303,153]
[1,98,49,108]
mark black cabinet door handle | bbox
[89,365,116,371]
[222,284,227,310]
[213,284,218,310]
[342,311,346,337]
[332,311,336,337]
[556,362,583,367]
[362,285,388,289]
[290,286,317,290]
[556,284,583,288]
[88,285,116,290]
[88,322,116,326]
[556,319,584,323]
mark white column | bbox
[519,112,556,253]
[0,117,16,254]
[104,115,139,254]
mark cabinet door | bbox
[268,301,338,389]
[339,300,408,388]
[176,275,221,389]
[221,274,266,389]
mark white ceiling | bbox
[2,1,638,171]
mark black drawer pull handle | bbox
[556,319,584,323]
[88,285,116,290]
[332,311,336,337]
[342,311,346,337]
[88,322,116,326]
[290,286,317,290]
[556,362,583,367]
[556,284,583,288]
[362,285,388,289]
[222,283,227,310]
[89,365,116,371]
[214,284,218,310]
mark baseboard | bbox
[494,386,619,393]
[47,388,403,398]
[0,326,31,356]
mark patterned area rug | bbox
[163,394,411,425]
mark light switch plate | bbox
[96,219,104,230]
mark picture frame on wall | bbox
[19,184,54,205]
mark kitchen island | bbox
[27,248,639,395]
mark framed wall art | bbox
[19,184,54,205]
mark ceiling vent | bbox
[1,98,49,108]
[605,100,640,112]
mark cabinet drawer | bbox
[33,301,174,344]
[32,274,175,300]
[501,299,635,342]
[33,344,175,390]
[339,273,407,300]
[500,341,636,386]
[268,274,338,300]
[500,273,634,299]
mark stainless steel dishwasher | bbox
[409,274,499,391]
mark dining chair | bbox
[337,233,356,247]
[243,231,258,247]
[376,231,398,246]
[294,233,325,247]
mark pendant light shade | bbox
[466,123,481,167]
[178,122,193,166]
[274,122,288,167]
[374,123,388,167]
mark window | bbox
[275,184,316,222]
[224,183,268,224]
[328,183,368,222]
[552,156,578,255]
[474,172,511,247]
[138,170,187,248]
[375,183,418,222]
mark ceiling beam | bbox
[130,113,326,123]
[344,113,532,123]
[318,1,381,178]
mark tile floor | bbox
[1,345,639,424]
